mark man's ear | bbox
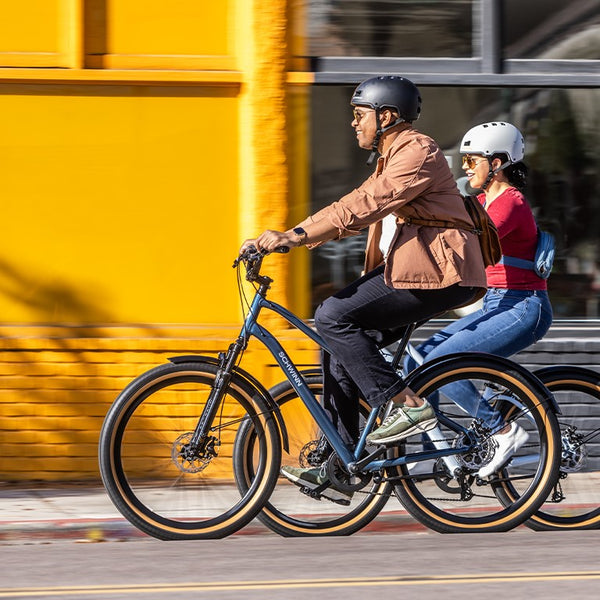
[379,108,395,127]
[381,108,401,127]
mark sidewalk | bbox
[0,484,143,543]
[0,484,424,543]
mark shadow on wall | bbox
[0,257,114,324]
[0,257,170,483]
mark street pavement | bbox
[0,483,424,543]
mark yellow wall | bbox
[0,324,319,480]
[0,83,242,324]
[0,0,314,481]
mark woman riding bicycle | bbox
[241,75,487,503]
[405,122,554,478]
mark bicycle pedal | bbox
[327,497,351,507]
[298,485,350,506]
[299,485,322,501]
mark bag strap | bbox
[498,229,555,274]
[498,255,535,270]
[397,216,477,235]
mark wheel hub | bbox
[453,428,495,472]
[171,432,220,473]
[560,427,587,473]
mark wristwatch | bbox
[293,227,308,245]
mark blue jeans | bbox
[404,288,553,431]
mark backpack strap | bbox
[498,255,535,270]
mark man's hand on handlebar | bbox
[235,232,292,268]
[239,230,300,256]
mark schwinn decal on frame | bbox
[279,351,304,388]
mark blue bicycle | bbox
[99,248,561,539]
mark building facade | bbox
[0,0,598,481]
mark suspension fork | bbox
[189,338,247,451]
[188,281,270,452]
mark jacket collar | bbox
[376,124,414,174]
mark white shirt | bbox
[379,213,398,258]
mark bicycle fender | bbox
[404,351,560,414]
[168,355,290,452]
[298,367,322,379]
[533,365,600,385]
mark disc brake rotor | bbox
[171,432,220,474]
[299,438,331,468]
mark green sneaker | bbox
[280,464,353,505]
[366,400,437,445]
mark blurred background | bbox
[0,0,598,483]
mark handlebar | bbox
[233,245,289,283]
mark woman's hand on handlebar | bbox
[239,230,299,255]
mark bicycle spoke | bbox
[524,368,600,530]
[391,354,560,533]
[99,362,281,540]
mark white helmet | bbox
[460,122,525,163]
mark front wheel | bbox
[391,353,561,533]
[99,361,281,540]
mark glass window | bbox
[301,0,473,58]
[503,0,600,59]
[310,85,600,318]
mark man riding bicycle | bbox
[241,76,487,503]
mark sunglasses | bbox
[352,108,374,122]
[462,155,489,169]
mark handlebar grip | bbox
[233,244,290,268]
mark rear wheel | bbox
[391,354,561,533]
[234,374,392,536]
[521,367,600,530]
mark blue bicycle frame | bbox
[240,290,473,475]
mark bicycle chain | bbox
[351,475,498,501]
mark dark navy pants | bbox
[314,265,478,444]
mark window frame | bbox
[310,0,600,87]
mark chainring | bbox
[560,428,587,473]
[324,454,372,493]
[432,458,463,493]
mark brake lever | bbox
[233,245,289,268]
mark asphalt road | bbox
[1,529,599,599]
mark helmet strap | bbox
[366,109,406,165]
[367,145,380,166]
[481,159,511,190]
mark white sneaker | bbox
[477,423,529,478]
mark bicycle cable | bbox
[235,257,253,325]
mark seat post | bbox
[391,322,417,371]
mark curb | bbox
[0,519,142,543]
[0,514,425,543]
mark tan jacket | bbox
[298,126,487,291]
